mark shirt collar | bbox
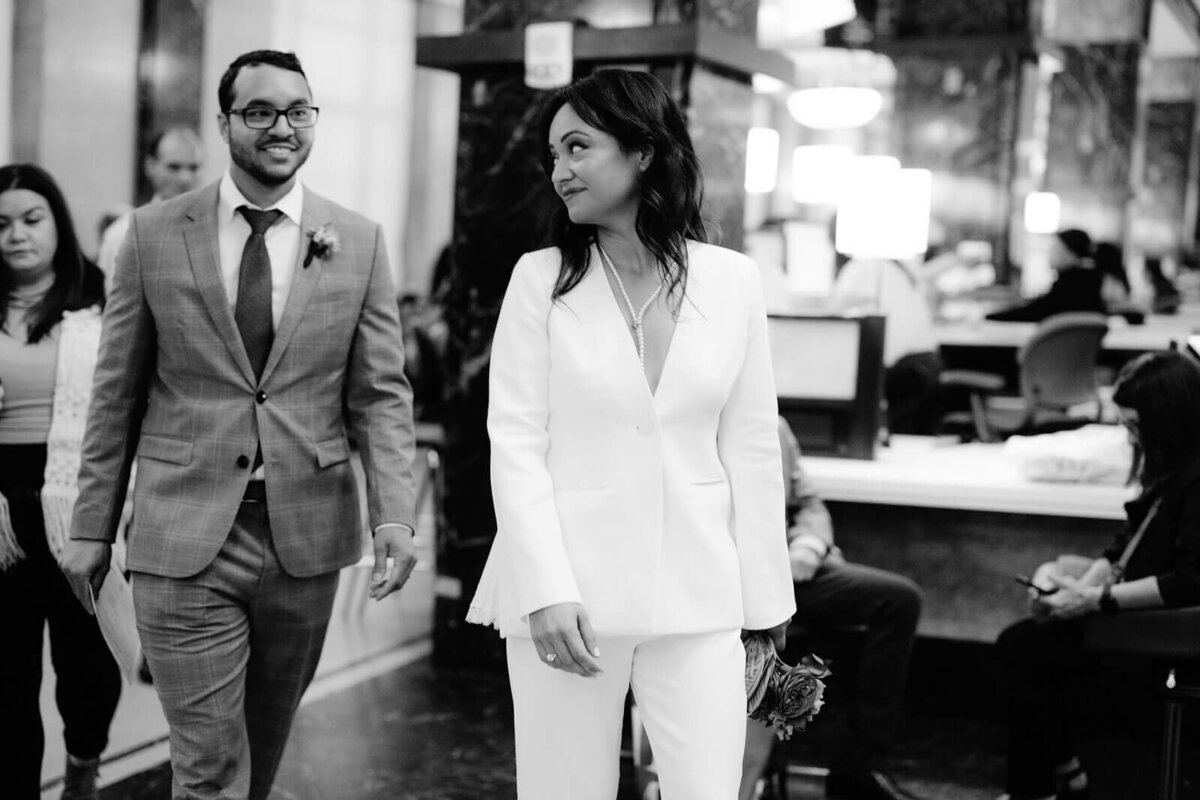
[218,170,304,227]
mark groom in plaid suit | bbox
[61,49,418,799]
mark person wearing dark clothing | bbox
[996,350,1200,800]
[741,419,925,800]
[0,164,117,800]
[988,229,1104,323]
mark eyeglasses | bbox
[227,106,320,130]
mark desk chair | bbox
[940,312,1109,442]
[1083,607,1200,800]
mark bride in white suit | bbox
[468,68,795,799]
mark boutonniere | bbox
[303,224,341,268]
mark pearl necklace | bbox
[597,243,663,367]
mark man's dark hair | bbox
[218,50,308,113]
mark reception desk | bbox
[935,317,1196,354]
[803,437,1134,642]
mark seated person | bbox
[987,229,1104,323]
[740,418,925,800]
[1093,242,1145,324]
[995,350,1200,800]
[830,258,944,435]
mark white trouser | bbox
[507,630,746,800]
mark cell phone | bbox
[1014,574,1057,596]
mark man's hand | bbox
[529,602,602,677]
[789,546,822,583]
[369,526,418,601]
[60,540,112,613]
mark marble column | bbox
[9,0,140,255]
[136,0,205,204]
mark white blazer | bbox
[468,242,795,637]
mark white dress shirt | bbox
[217,171,304,330]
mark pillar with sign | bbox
[417,0,788,668]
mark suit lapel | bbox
[261,188,326,382]
[183,185,257,385]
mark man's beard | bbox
[230,137,310,187]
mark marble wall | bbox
[462,0,756,30]
[0,0,12,163]
[10,0,141,255]
[137,0,205,204]
[891,51,1018,247]
[688,64,753,251]
[1045,43,1140,240]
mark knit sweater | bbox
[0,307,105,568]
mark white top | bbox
[830,258,937,366]
[216,172,304,330]
[0,318,58,444]
[97,210,132,281]
[97,195,160,281]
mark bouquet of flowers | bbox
[745,631,831,741]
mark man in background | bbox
[96,126,204,278]
[740,418,926,800]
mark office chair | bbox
[939,312,1109,442]
[1083,607,1200,800]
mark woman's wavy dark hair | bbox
[0,163,106,343]
[1112,349,1200,486]
[537,69,706,301]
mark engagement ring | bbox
[545,653,557,662]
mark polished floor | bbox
[89,638,1198,800]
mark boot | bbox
[60,754,100,800]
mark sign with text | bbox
[525,21,573,90]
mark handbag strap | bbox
[1111,495,1164,583]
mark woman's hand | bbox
[528,602,603,677]
[743,620,790,653]
[1036,573,1102,620]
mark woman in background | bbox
[467,69,794,799]
[996,350,1200,800]
[987,228,1104,322]
[0,163,116,800]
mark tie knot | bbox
[239,206,283,235]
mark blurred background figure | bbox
[988,229,1104,323]
[0,163,114,800]
[96,126,204,279]
[995,350,1200,800]
[829,257,945,435]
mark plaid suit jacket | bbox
[69,181,417,578]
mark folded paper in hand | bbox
[89,567,141,684]
[1003,424,1131,484]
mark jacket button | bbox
[256,390,267,404]
[236,455,250,468]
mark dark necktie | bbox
[235,206,282,381]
